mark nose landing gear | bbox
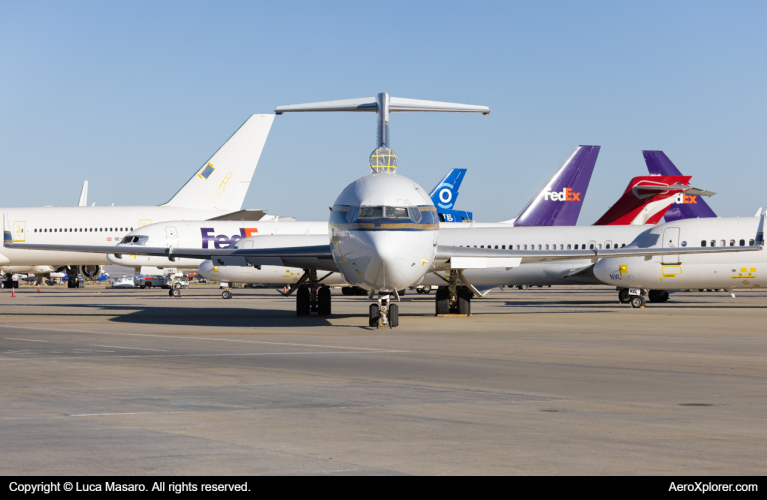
[370,294,399,328]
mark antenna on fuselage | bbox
[275,93,490,173]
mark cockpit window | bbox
[385,207,409,218]
[359,207,384,218]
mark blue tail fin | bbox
[513,145,600,226]
[643,151,717,221]
[430,168,473,222]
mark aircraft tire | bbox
[630,296,645,309]
[318,286,332,316]
[389,303,399,328]
[435,286,450,315]
[369,303,380,328]
[648,290,669,303]
[222,290,232,300]
[423,288,431,294]
[296,287,311,316]
[457,287,472,315]
[172,289,181,298]
[618,288,631,304]
[398,289,406,296]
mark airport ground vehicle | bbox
[110,276,136,288]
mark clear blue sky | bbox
[2,1,765,223]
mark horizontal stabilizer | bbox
[276,97,490,115]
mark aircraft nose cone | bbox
[362,230,434,292]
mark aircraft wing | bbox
[434,244,762,269]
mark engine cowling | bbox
[79,265,103,281]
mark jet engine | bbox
[79,265,103,281]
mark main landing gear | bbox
[435,270,476,315]
[66,266,80,289]
[619,288,669,306]
[369,293,398,328]
[284,269,332,317]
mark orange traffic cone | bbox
[37,285,40,292]
[11,286,15,298]
[283,286,287,293]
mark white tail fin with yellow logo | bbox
[163,114,275,212]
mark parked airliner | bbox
[6,94,757,327]
[0,114,274,288]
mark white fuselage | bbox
[0,205,238,269]
[112,220,329,270]
[593,217,765,290]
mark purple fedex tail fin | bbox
[513,145,600,226]
[643,151,717,221]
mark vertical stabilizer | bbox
[512,145,600,226]
[643,151,717,221]
[163,114,275,212]
[594,175,693,225]
[429,169,473,222]
[78,181,88,207]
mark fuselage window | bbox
[740,239,745,246]
[720,240,725,247]
[516,245,520,250]
[34,229,37,233]
[729,239,735,246]
[589,243,594,249]
[495,245,498,249]
[750,239,755,246]
[583,244,587,249]
[701,240,706,247]
[560,244,563,250]
[44,229,47,233]
[566,244,571,249]
[605,243,610,249]
[598,244,602,249]
[710,240,715,247]
[130,227,134,231]
[621,243,625,248]
[502,245,506,249]
[524,245,527,250]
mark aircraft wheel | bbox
[296,287,311,316]
[517,285,528,290]
[435,286,450,315]
[369,303,380,328]
[389,303,399,328]
[457,287,472,315]
[618,288,631,304]
[172,289,181,298]
[222,290,232,300]
[318,286,332,316]
[630,296,645,309]
[341,287,350,296]
[397,289,406,296]
[423,288,431,294]
[648,290,669,303]
[174,282,182,289]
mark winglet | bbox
[755,210,766,247]
[3,214,12,247]
[755,207,763,217]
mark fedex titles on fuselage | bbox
[201,228,258,249]
[542,187,581,202]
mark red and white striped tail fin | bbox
[594,176,695,226]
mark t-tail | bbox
[429,168,473,222]
[162,114,275,212]
[593,175,714,225]
[512,145,600,226]
[643,150,717,221]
